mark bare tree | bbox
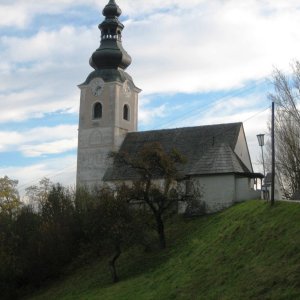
[86,185,147,283]
[267,61,300,199]
[0,176,21,218]
[25,177,52,211]
[111,142,186,249]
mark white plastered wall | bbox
[190,175,236,213]
[76,79,140,188]
[234,125,253,172]
[235,177,260,202]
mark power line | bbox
[18,164,76,193]
[16,84,272,192]
[186,104,271,155]
[149,78,270,130]
[18,105,271,192]
[243,106,270,123]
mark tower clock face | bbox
[90,78,104,97]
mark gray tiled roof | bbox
[104,122,251,181]
[188,143,250,176]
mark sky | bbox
[1,0,300,197]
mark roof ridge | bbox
[128,122,242,135]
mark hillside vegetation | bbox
[27,200,300,300]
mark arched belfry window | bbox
[123,104,130,121]
[93,102,102,119]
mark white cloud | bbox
[0,131,22,151]
[0,0,207,29]
[20,139,77,157]
[127,0,300,94]
[0,90,78,123]
[0,155,77,197]
[1,1,300,124]
[0,0,299,188]
[0,1,100,28]
[1,26,92,63]
[138,97,167,126]
[0,26,93,123]
[0,5,29,28]
[0,125,78,157]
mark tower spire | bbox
[89,0,131,70]
[77,0,141,188]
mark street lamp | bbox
[257,134,265,177]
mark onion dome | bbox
[89,0,132,70]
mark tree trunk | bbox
[155,215,166,249]
[109,244,121,283]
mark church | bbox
[76,0,263,213]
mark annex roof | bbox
[104,122,253,181]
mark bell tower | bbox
[77,0,141,187]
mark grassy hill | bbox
[26,200,300,300]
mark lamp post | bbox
[257,134,265,177]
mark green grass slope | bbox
[27,200,300,300]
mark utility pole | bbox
[271,101,275,206]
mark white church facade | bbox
[76,0,262,213]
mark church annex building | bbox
[76,0,263,213]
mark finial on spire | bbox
[89,0,132,71]
[103,0,122,18]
